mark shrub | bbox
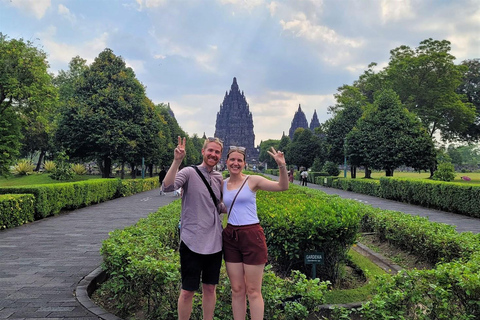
[43,160,56,172]
[13,159,35,175]
[71,163,87,175]
[0,194,35,229]
[311,157,324,172]
[432,161,456,182]
[49,152,74,181]
[323,161,340,177]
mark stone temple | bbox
[288,104,320,139]
[214,77,259,164]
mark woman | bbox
[222,145,289,320]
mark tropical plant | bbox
[71,163,87,175]
[43,160,56,172]
[13,159,35,175]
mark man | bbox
[158,166,167,195]
[162,136,224,320]
[301,169,308,186]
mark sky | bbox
[1,0,479,146]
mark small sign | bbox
[305,252,324,265]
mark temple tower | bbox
[310,109,320,131]
[288,104,309,139]
[214,77,258,164]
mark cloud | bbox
[36,27,109,72]
[380,0,415,23]
[8,0,51,19]
[135,0,168,10]
[58,4,76,24]
[125,59,146,75]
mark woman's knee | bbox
[202,283,216,296]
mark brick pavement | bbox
[0,189,176,319]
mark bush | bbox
[311,157,324,172]
[323,161,340,177]
[432,161,456,181]
[0,194,35,229]
[71,163,87,175]
[43,160,56,172]
[13,159,35,175]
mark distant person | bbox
[288,168,294,183]
[222,145,289,320]
[162,136,224,320]
[159,167,167,195]
[301,169,308,186]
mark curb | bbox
[76,266,122,320]
[352,242,403,274]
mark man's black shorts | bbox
[179,241,222,291]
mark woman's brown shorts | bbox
[222,223,268,265]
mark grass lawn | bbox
[0,173,103,187]
[338,170,480,184]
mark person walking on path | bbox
[158,166,167,195]
[301,168,308,186]
[162,136,224,320]
[288,168,294,183]
[222,146,289,320]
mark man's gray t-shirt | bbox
[163,166,223,254]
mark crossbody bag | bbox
[192,165,219,209]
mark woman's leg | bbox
[244,264,265,320]
[226,262,247,320]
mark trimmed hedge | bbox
[100,199,329,319]
[0,194,35,229]
[0,177,159,223]
[259,185,369,283]
[379,177,480,218]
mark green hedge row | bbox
[0,177,158,224]
[0,194,35,230]
[379,177,480,218]
[99,198,329,319]
[354,207,480,319]
[316,176,480,218]
[259,185,370,282]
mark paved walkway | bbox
[1,180,479,319]
[0,189,177,319]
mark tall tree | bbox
[258,139,280,169]
[346,90,435,176]
[457,59,480,141]
[0,109,21,176]
[56,49,154,178]
[286,128,323,169]
[1,34,57,170]
[0,33,57,116]
[386,38,476,140]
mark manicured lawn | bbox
[0,173,103,187]
[338,170,480,184]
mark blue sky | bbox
[1,0,479,145]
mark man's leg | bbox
[178,289,195,320]
[202,283,217,320]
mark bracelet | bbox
[278,164,287,169]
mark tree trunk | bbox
[120,162,125,179]
[365,167,371,179]
[130,163,136,179]
[386,168,394,176]
[35,150,46,171]
[102,157,112,178]
[148,164,154,177]
[350,165,357,179]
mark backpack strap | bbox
[192,165,218,208]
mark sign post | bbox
[304,252,324,279]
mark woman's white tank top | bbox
[223,178,259,226]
